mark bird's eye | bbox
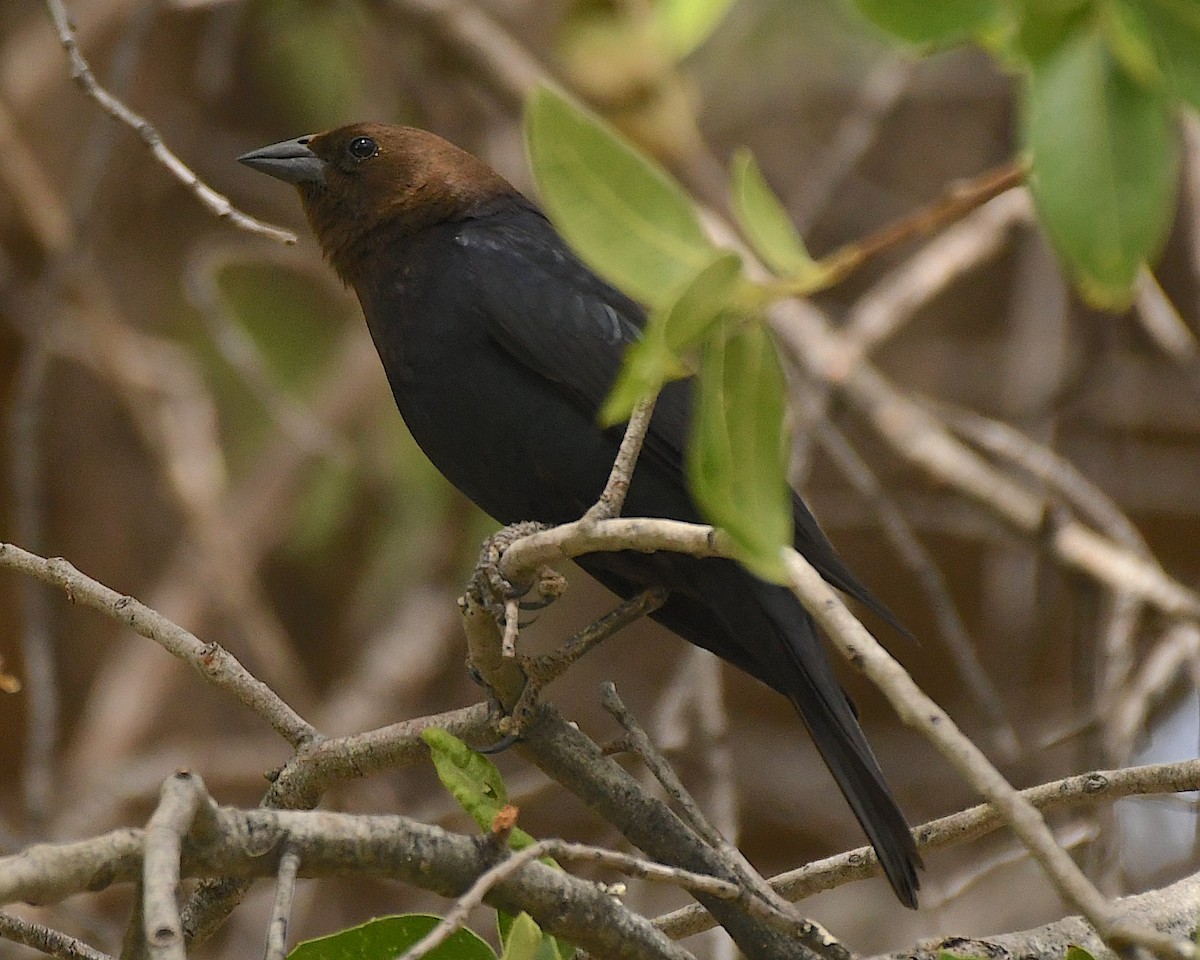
[348,136,378,161]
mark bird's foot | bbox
[474,521,559,614]
[473,523,566,656]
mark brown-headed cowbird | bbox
[239,123,921,906]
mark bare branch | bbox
[0,542,319,749]
[42,0,296,244]
[262,845,300,960]
[583,395,658,523]
[0,911,114,960]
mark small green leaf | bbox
[730,149,820,282]
[498,913,574,960]
[1137,0,1200,109]
[1024,26,1180,307]
[499,913,545,960]
[853,0,1000,45]
[525,85,718,308]
[688,323,791,583]
[423,729,537,849]
[288,914,496,960]
[1065,947,1097,960]
[600,252,744,426]
[654,0,737,58]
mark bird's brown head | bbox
[238,123,517,284]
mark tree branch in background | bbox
[43,0,295,244]
[0,543,318,749]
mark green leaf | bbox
[525,85,718,308]
[499,913,546,960]
[600,252,744,426]
[729,149,820,282]
[498,913,574,960]
[688,323,791,583]
[853,0,1000,45]
[1137,0,1200,109]
[1065,947,1097,960]
[422,729,537,849]
[1024,26,1180,307]
[288,914,496,960]
[654,0,737,58]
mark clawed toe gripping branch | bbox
[463,520,668,743]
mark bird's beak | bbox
[237,135,325,185]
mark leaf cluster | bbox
[856,0,1197,308]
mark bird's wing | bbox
[458,205,906,631]
[458,205,647,410]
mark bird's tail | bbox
[756,585,923,908]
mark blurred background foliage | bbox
[1,0,1199,957]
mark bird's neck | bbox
[301,183,522,287]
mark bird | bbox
[239,122,922,907]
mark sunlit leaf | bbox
[600,252,743,426]
[289,914,496,960]
[1024,26,1180,307]
[853,0,1000,45]
[729,149,820,282]
[525,85,718,308]
[1065,947,1096,960]
[655,0,737,58]
[688,323,791,583]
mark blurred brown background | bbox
[1,0,1198,957]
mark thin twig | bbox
[793,54,914,230]
[42,0,295,244]
[0,911,115,960]
[599,684,847,960]
[0,542,319,749]
[818,158,1029,287]
[583,395,658,523]
[813,418,1019,758]
[9,345,59,822]
[834,187,1032,374]
[1134,268,1198,363]
[262,844,300,960]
